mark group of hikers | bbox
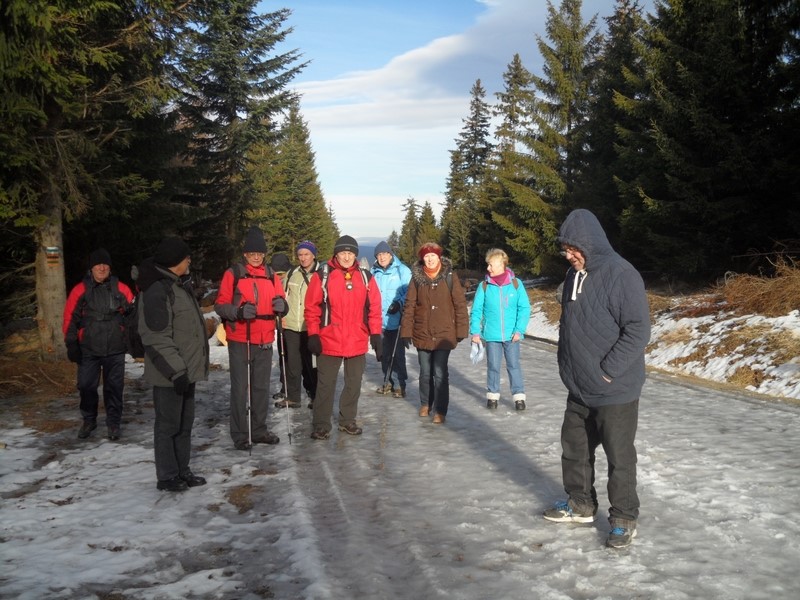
[61,208,650,548]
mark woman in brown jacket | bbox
[400,242,469,424]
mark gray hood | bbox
[557,209,614,270]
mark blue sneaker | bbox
[606,525,637,548]
[543,500,596,523]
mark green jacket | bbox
[282,261,320,332]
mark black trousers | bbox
[560,395,640,525]
[77,352,126,426]
[283,328,317,402]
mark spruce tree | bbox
[397,198,420,265]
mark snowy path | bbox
[1,341,799,599]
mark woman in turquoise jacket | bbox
[470,248,531,410]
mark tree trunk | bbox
[35,186,67,361]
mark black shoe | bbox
[486,399,498,410]
[107,425,120,441]
[180,472,206,487]
[307,401,314,409]
[338,423,363,436]
[252,432,280,445]
[157,477,188,492]
[272,391,286,400]
[310,428,330,440]
[515,400,526,411]
[234,440,252,451]
[77,421,97,439]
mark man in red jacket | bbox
[214,227,288,450]
[62,248,134,441]
[304,235,383,439]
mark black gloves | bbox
[370,334,383,362]
[387,301,401,315]
[307,334,322,356]
[66,342,82,364]
[272,296,288,316]
[173,373,190,395]
[402,337,412,349]
[237,302,257,321]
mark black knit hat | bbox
[270,252,292,273]
[243,226,267,253]
[334,235,358,255]
[154,236,191,268]
[89,248,112,269]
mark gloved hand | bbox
[237,302,257,321]
[271,296,288,316]
[402,337,412,349]
[387,301,401,315]
[307,334,322,356]
[370,334,383,362]
[66,342,82,364]
[173,373,190,395]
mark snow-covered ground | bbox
[1,305,799,599]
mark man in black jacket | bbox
[543,209,651,549]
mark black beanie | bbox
[243,226,267,253]
[270,252,292,273]
[89,248,112,269]
[334,235,358,255]
[154,236,191,268]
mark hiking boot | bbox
[514,400,526,411]
[274,398,301,409]
[272,391,286,400]
[543,500,596,524]
[486,398,498,409]
[486,392,500,409]
[338,423,363,436]
[180,472,207,487]
[157,477,188,492]
[376,383,393,395]
[392,387,406,398]
[253,432,280,445]
[307,401,314,409]
[606,525,637,549]
[107,425,120,441]
[432,413,446,425]
[310,428,330,440]
[77,421,97,439]
[419,405,430,417]
[234,440,252,451]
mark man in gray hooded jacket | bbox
[543,209,650,549]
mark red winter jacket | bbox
[62,275,134,356]
[214,262,285,345]
[304,258,382,358]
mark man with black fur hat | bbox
[63,248,134,441]
[214,226,288,450]
[137,236,209,492]
[304,235,383,439]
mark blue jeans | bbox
[485,340,524,395]
[417,349,451,416]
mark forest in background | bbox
[1,0,798,360]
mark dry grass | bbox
[226,484,260,514]
[719,258,800,317]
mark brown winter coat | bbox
[400,257,468,350]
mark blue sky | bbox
[267,0,646,241]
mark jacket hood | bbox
[410,256,454,287]
[557,209,614,270]
[136,257,175,292]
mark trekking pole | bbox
[277,316,292,444]
[381,329,401,390]
[246,318,253,456]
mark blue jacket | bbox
[371,254,412,331]
[557,209,650,407]
[470,270,530,342]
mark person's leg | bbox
[153,385,183,481]
[299,331,317,403]
[560,396,599,514]
[417,350,432,412]
[312,354,341,434]
[598,400,640,526]
[391,329,408,390]
[249,343,273,438]
[379,328,395,389]
[101,353,126,428]
[430,349,451,416]
[504,340,524,395]
[227,341,249,445]
[485,342,502,394]
[77,353,102,424]
[338,354,366,430]
[283,329,303,402]
[175,383,196,477]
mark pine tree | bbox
[416,202,441,248]
[173,0,304,277]
[397,198,420,265]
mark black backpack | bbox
[125,280,174,359]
